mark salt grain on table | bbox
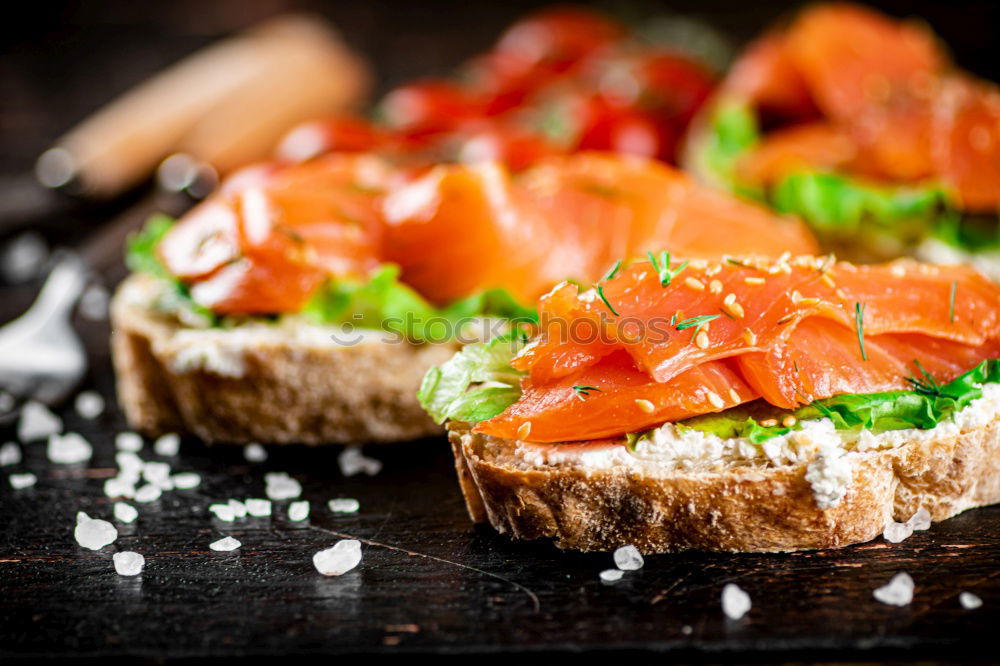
[1,231,47,283]
[722,584,752,620]
[112,551,144,576]
[338,447,382,477]
[115,432,143,452]
[288,500,310,522]
[245,499,272,517]
[228,499,248,518]
[883,520,914,543]
[74,513,118,550]
[959,591,983,610]
[104,476,135,499]
[907,507,932,531]
[116,451,143,473]
[0,442,21,466]
[113,502,138,524]
[210,536,241,552]
[265,472,302,500]
[18,401,62,442]
[0,392,14,414]
[613,545,644,571]
[209,504,236,522]
[599,569,624,583]
[172,472,201,490]
[328,498,360,513]
[74,391,105,419]
[313,540,362,575]
[46,432,92,464]
[8,472,36,489]
[873,572,915,606]
[79,284,109,321]
[133,484,162,504]
[244,443,268,462]
[153,433,180,457]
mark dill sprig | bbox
[949,281,957,323]
[855,302,868,361]
[597,284,618,316]
[602,260,623,282]
[572,385,601,400]
[647,250,688,287]
[675,314,720,331]
[904,359,942,397]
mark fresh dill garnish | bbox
[726,257,747,267]
[572,385,601,400]
[904,359,942,397]
[793,361,800,374]
[670,312,678,326]
[949,280,957,323]
[597,284,619,316]
[855,302,868,361]
[720,307,736,320]
[647,250,688,287]
[675,314,720,331]
[602,259,623,282]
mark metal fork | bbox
[0,252,88,406]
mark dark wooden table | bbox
[2,1,1000,662]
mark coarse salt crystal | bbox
[328,498,360,513]
[244,443,268,462]
[79,284,109,321]
[112,551,144,576]
[1,231,47,282]
[210,536,241,552]
[133,484,162,504]
[74,391,105,419]
[172,472,201,490]
[8,472,36,489]
[338,447,382,477]
[599,569,624,583]
[142,461,171,482]
[873,572,915,606]
[153,433,180,457]
[113,502,138,524]
[115,432,143,452]
[722,584,752,620]
[228,499,248,518]
[0,442,21,466]
[313,540,362,575]
[115,451,143,472]
[883,520,914,544]
[959,591,983,610]
[265,473,302,501]
[288,500,310,522]
[209,504,236,522]
[74,514,118,550]
[906,507,932,531]
[0,392,13,413]
[245,499,272,517]
[46,432,92,464]
[103,476,135,499]
[18,401,62,442]
[613,545,644,571]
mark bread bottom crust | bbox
[111,274,455,445]
[449,419,1000,553]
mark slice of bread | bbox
[111,274,457,444]
[448,408,1000,553]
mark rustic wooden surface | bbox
[2,1,1000,662]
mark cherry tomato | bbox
[276,115,389,162]
[380,79,482,137]
[456,122,563,171]
[635,51,715,124]
[495,8,625,75]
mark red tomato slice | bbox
[495,8,625,76]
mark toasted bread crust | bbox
[111,274,455,445]
[449,419,1000,553]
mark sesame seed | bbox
[728,389,741,403]
[778,313,796,324]
[709,279,723,294]
[635,399,655,414]
[745,276,766,286]
[760,418,778,428]
[724,293,736,306]
[695,331,710,349]
[705,264,722,276]
[685,277,705,291]
[821,274,837,288]
[722,301,745,319]
[706,391,725,409]
[778,251,791,263]
[743,329,757,346]
[517,422,532,440]
[791,290,803,304]
[836,288,848,300]
[799,297,821,307]
[890,264,906,277]
[782,415,798,428]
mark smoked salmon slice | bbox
[476,255,1000,442]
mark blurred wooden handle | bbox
[37,13,371,199]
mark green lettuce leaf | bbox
[681,359,1000,443]
[302,265,537,342]
[417,333,527,424]
[694,100,762,197]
